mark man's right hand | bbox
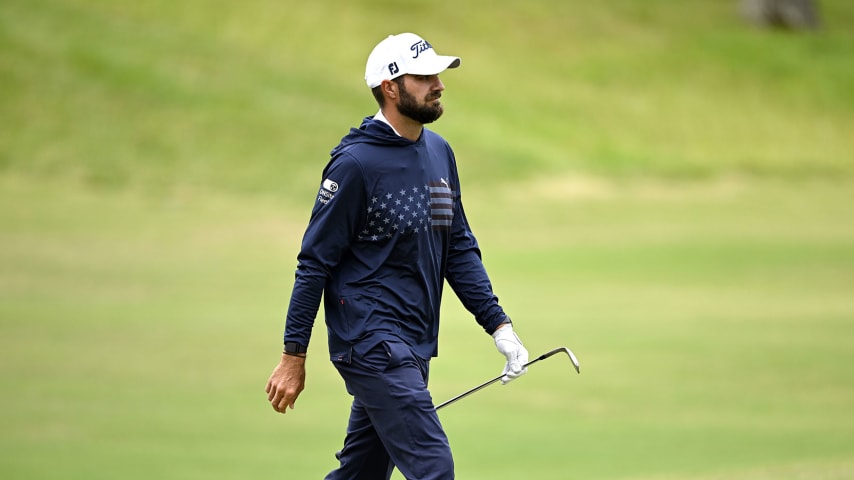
[265,353,306,414]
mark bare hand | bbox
[265,354,306,414]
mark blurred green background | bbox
[1,0,853,478]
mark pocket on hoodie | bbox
[336,293,378,342]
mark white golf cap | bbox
[365,33,461,88]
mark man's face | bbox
[396,74,445,124]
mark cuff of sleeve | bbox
[485,314,511,335]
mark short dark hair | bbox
[371,76,406,108]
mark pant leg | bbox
[324,398,394,480]
[326,339,454,480]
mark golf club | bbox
[434,346,580,410]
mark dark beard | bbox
[397,83,444,124]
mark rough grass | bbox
[1,0,852,196]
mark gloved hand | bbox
[492,323,529,384]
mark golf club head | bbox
[527,346,580,373]
[560,346,581,373]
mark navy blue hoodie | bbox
[283,116,508,362]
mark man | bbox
[265,32,529,480]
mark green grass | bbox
[2,177,852,479]
[2,0,854,478]
[1,0,853,196]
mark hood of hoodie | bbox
[330,116,419,158]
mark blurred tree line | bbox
[741,0,821,29]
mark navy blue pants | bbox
[324,339,454,480]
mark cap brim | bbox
[408,55,461,75]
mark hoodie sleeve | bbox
[283,153,366,348]
[444,172,509,335]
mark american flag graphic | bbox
[357,180,454,241]
[429,179,454,231]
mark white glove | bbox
[492,324,529,384]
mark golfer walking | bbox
[266,32,529,479]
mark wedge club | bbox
[435,346,580,410]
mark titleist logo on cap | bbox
[410,40,433,59]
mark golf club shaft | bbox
[435,346,579,410]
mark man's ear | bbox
[382,79,397,100]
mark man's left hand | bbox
[492,323,529,384]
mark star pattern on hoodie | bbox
[357,181,454,241]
